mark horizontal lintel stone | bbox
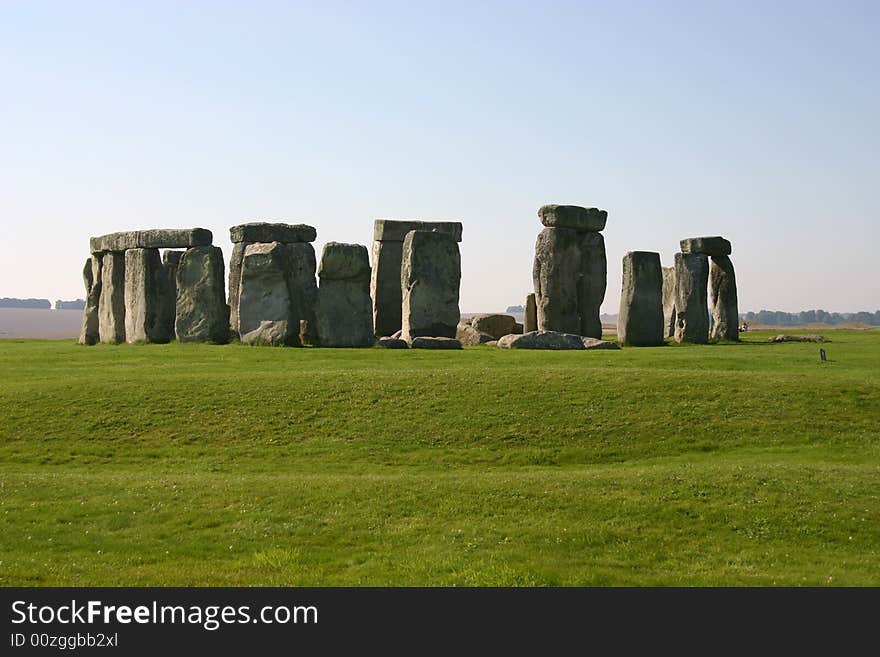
[90,228,212,253]
[229,222,317,244]
[373,219,462,242]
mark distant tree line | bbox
[55,299,85,310]
[740,309,880,326]
[0,298,52,309]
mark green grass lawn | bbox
[1,330,878,586]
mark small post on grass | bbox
[819,348,827,362]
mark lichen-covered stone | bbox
[124,248,172,343]
[90,228,212,253]
[533,226,582,334]
[78,256,102,345]
[497,330,585,350]
[175,246,228,343]
[316,243,373,347]
[524,293,537,333]
[662,266,677,339]
[456,322,495,346]
[617,251,663,347]
[582,337,620,350]
[98,251,126,343]
[376,337,408,349]
[709,255,739,341]
[238,242,298,346]
[400,231,461,341]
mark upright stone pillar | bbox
[524,293,537,333]
[161,251,183,340]
[370,220,462,337]
[661,266,676,338]
[175,246,228,343]
[316,242,374,347]
[78,256,102,345]
[227,241,251,335]
[285,242,319,345]
[532,205,607,338]
[709,255,739,341]
[98,252,126,343]
[617,251,663,346]
[238,242,299,346]
[400,230,461,342]
[124,248,172,343]
[673,252,709,344]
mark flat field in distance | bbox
[1,330,878,585]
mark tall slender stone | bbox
[175,246,228,343]
[673,252,709,344]
[709,255,739,341]
[98,252,126,343]
[315,242,374,347]
[662,266,676,338]
[400,230,461,341]
[533,226,582,334]
[578,231,606,339]
[161,251,183,340]
[124,248,172,343]
[524,293,537,333]
[285,242,318,345]
[227,241,251,335]
[617,251,663,346]
[78,256,102,345]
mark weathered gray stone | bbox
[578,231,606,339]
[90,228,212,254]
[160,251,182,340]
[617,251,664,347]
[772,334,825,343]
[400,231,461,342]
[410,336,462,349]
[680,236,731,257]
[662,266,677,339]
[582,337,620,350]
[709,255,739,342]
[229,222,316,244]
[370,240,405,338]
[514,322,524,334]
[533,226,582,334]
[539,205,607,232]
[227,241,251,335]
[238,242,298,346]
[175,246,228,343]
[316,243,373,347]
[524,293,537,333]
[373,220,462,243]
[456,322,495,346]
[376,337,408,349]
[673,252,710,344]
[78,256,102,345]
[285,242,319,345]
[497,331,585,350]
[459,316,473,326]
[124,248,172,343]
[470,313,516,339]
[98,252,126,343]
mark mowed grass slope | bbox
[1,330,878,585]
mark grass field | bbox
[1,330,878,586]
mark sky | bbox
[1,0,877,313]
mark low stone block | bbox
[497,331,585,350]
[410,336,462,349]
[376,337,409,349]
[470,313,516,339]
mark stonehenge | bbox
[238,242,299,346]
[371,220,462,337]
[82,228,226,345]
[533,204,607,339]
[315,242,374,347]
[400,230,462,343]
[672,236,739,343]
[229,223,318,343]
[617,251,664,347]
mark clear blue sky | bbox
[2,1,877,312]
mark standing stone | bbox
[315,242,374,347]
[709,255,739,341]
[161,251,183,340]
[400,230,461,341]
[78,256,102,345]
[370,220,463,338]
[175,246,228,343]
[524,293,537,333]
[578,231,606,339]
[285,242,319,345]
[98,252,126,343]
[124,248,172,343]
[617,251,663,347]
[238,242,298,346]
[533,227,582,334]
[673,252,709,344]
[662,266,676,338]
[227,241,252,335]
